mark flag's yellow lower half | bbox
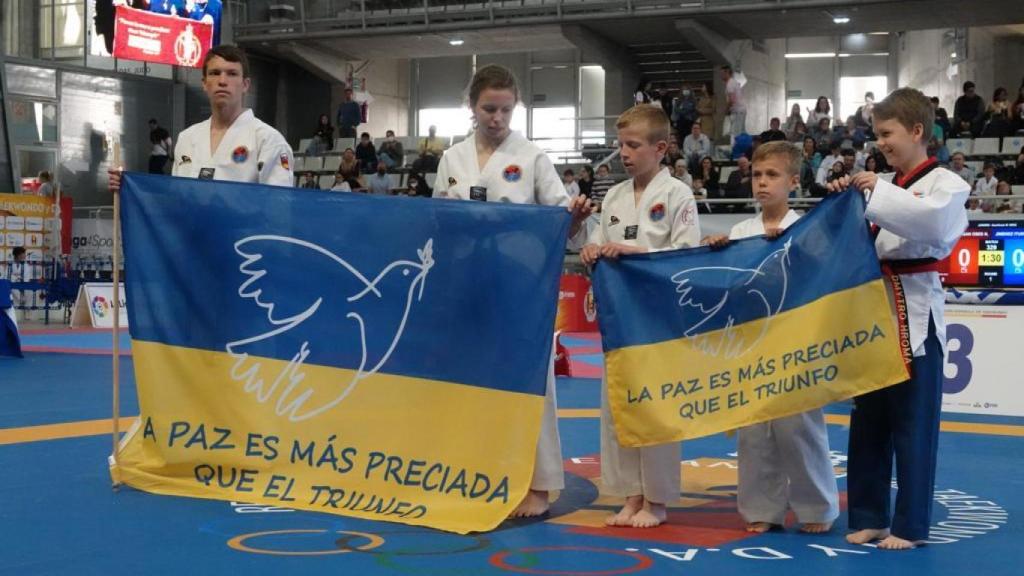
[607,281,909,446]
[114,341,543,534]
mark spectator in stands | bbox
[854,92,875,129]
[953,81,985,137]
[827,158,848,185]
[760,117,787,143]
[337,87,361,138]
[839,116,867,147]
[671,158,693,188]
[367,162,391,195]
[993,179,1020,213]
[966,197,984,215]
[691,177,711,213]
[329,174,352,193]
[927,136,950,165]
[336,147,361,190]
[721,65,747,138]
[414,125,445,173]
[698,156,720,196]
[313,114,334,153]
[590,163,616,207]
[724,155,753,212]
[783,103,804,137]
[147,118,172,174]
[800,137,820,194]
[1014,147,1024,185]
[683,121,713,173]
[949,152,975,186]
[975,162,998,202]
[36,171,54,197]
[811,117,832,152]
[634,81,651,105]
[1012,83,1024,134]
[406,172,431,197]
[577,165,594,198]
[663,140,685,168]
[864,155,879,174]
[377,130,404,169]
[563,168,580,197]
[658,89,674,120]
[981,87,1012,137]
[807,96,831,127]
[802,136,822,173]
[300,171,318,189]
[672,87,699,138]
[815,142,843,186]
[788,120,809,143]
[839,148,861,178]
[930,97,952,141]
[697,82,717,141]
[355,132,378,172]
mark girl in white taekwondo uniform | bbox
[432,64,592,518]
[581,105,701,528]
[109,45,293,193]
[705,141,839,535]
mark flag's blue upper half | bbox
[120,173,570,396]
[594,190,882,352]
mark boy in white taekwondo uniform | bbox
[109,45,293,192]
[828,88,969,550]
[432,64,592,518]
[705,141,839,534]
[581,105,701,528]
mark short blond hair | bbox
[616,105,670,144]
[752,141,802,176]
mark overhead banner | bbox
[594,191,910,446]
[113,173,569,534]
[111,5,215,68]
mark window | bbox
[839,76,887,123]
[417,105,526,139]
[530,106,576,163]
[39,0,86,59]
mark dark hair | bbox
[580,165,595,179]
[930,96,940,104]
[993,87,1008,101]
[148,118,158,125]
[468,64,520,108]
[815,97,830,114]
[202,44,250,78]
[720,65,732,73]
[386,129,395,136]
[360,132,370,138]
[963,81,975,92]
[563,168,574,177]
[841,148,855,157]
[12,246,26,258]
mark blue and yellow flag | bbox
[113,173,569,534]
[593,190,909,446]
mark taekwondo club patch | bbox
[649,202,666,222]
[502,164,522,183]
[280,154,290,170]
[231,146,249,164]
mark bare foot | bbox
[630,501,667,528]
[745,522,775,533]
[800,522,833,534]
[509,490,549,518]
[846,528,890,544]
[605,495,644,526]
[878,535,923,550]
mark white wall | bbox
[737,39,787,135]
[331,58,412,138]
[897,27,998,111]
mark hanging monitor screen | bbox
[941,220,1024,288]
[91,1,222,68]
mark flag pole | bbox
[111,149,123,489]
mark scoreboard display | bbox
[941,220,1024,287]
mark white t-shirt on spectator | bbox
[726,78,746,113]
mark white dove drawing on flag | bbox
[671,238,792,359]
[224,235,435,422]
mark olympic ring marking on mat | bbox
[490,546,653,575]
[227,529,384,556]
[335,529,491,556]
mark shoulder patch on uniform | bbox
[280,154,290,170]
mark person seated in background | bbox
[663,140,685,168]
[974,163,998,199]
[853,92,875,129]
[413,125,446,173]
[299,171,319,189]
[355,132,378,172]
[953,81,985,137]
[311,114,334,154]
[336,147,362,190]
[839,148,861,178]
[682,121,713,173]
[405,172,432,197]
[577,165,594,198]
[966,197,984,214]
[723,155,753,212]
[671,158,693,188]
[788,120,809,143]
[561,168,581,197]
[1013,147,1024,185]
[367,163,392,195]
[590,163,617,208]
[759,117,787,143]
[981,87,1012,137]
[810,117,832,152]
[691,177,711,214]
[931,97,952,141]
[992,180,1020,213]
[815,141,843,186]
[377,130,404,169]
[949,152,975,186]
[329,174,352,193]
[783,103,804,137]
[697,156,721,198]
[863,155,879,174]
[927,136,950,165]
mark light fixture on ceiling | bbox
[449,38,465,46]
[833,16,850,24]
[951,52,958,58]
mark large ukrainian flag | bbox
[593,190,909,446]
[113,173,569,534]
